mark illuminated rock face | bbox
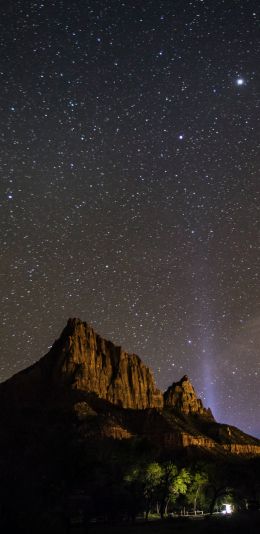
[3,320,210,414]
[163,375,214,418]
[223,444,260,454]
[163,432,216,449]
[42,321,212,415]
[1,318,260,457]
[42,318,164,410]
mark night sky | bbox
[1,1,259,437]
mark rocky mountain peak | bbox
[3,319,214,417]
[37,318,164,410]
[163,374,214,419]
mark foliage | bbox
[156,463,191,517]
[124,461,191,519]
[185,469,209,512]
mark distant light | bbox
[222,504,232,515]
[236,78,244,86]
[178,134,184,140]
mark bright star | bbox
[236,78,244,86]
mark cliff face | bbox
[34,318,163,410]
[3,320,210,416]
[1,318,260,458]
[163,432,216,449]
[164,375,214,419]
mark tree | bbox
[203,462,232,514]
[124,461,191,520]
[124,466,145,522]
[142,463,163,519]
[157,463,191,518]
[185,470,208,513]
[124,462,164,521]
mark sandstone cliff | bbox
[17,318,163,410]
[1,317,260,458]
[164,375,214,418]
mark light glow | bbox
[222,503,232,514]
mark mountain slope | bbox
[0,317,259,457]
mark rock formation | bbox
[9,318,163,410]
[164,375,214,418]
[0,318,260,533]
[1,317,260,457]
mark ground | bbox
[85,513,260,534]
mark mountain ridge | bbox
[0,317,259,456]
[1,317,211,415]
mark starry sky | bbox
[1,0,259,437]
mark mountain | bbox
[1,318,259,456]
[164,375,214,418]
[0,318,260,532]
[2,317,163,409]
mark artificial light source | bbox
[222,503,232,514]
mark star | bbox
[0,0,259,439]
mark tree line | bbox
[68,439,260,523]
